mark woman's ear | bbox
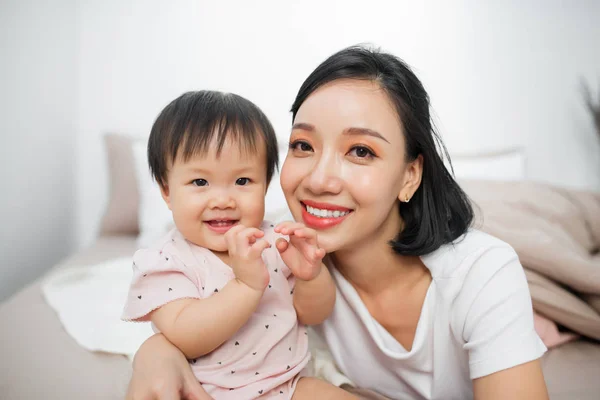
[160,184,172,210]
[398,154,423,203]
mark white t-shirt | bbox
[313,229,546,400]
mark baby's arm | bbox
[150,280,263,360]
[152,225,271,360]
[275,222,336,326]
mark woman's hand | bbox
[274,221,326,281]
[126,333,211,400]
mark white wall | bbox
[2,0,597,267]
[0,0,78,301]
[74,0,600,249]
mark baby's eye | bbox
[289,140,313,152]
[348,146,375,159]
[192,179,208,187]
[236,177,251,186]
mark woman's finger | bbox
[182,375,212,400]
[315,247,327,260]
[275,221,306,235]
[155,387,180,400]
[275,237,290,253]
[290,227,318,246]
[273,220,294,233]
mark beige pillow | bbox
[99,133,140,236]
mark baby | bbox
[122,91,355,399]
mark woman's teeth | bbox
[306,206,350,218]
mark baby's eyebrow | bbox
[186,167,212,174]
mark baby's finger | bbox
[224,224,246,254]
[249,239,271,258]
[236,227,264,251]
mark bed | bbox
[1,135,599,400]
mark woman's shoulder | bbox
[424,230,530,337]
[422,229,518,281]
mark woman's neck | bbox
[331,230,429,296]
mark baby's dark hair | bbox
[148,90,279,189]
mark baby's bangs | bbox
[175,94,263,161]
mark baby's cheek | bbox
[212,237,229,252]
[244,193,266,226]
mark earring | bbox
[405,194,410,203]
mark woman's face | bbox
[280,79,421,253]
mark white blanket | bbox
[42,257,154,360]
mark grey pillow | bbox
[99,133,140,236]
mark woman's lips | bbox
[300,201,352,230]
[302,199,352,212]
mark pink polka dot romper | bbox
[122,222,310,399]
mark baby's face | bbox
[161,138,267,252]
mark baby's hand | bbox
[274,222,326,282]
[224,225,271,292]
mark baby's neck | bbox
[211,250,231,266]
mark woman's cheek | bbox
[280,159,300,196]
[350,169,381,196]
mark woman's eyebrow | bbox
[342,127,390,143]
[291,122,315,132]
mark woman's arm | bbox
[126,333,211,400]
[274,222,335,325]
[473,359,548,400]
[460,246,549,399]
[151,279,263,359]
[294,263,336,325]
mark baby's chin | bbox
[187,237,228,252]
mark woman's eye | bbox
[289,140,313,152]
[236,177,251,186]
[192,179,208,187]
[348,146,375,159]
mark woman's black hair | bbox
[290,45,473,256]
[148,90,278,189]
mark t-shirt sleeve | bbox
[121,247,203,322]
[459,246,547,380]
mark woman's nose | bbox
[306,152,343,195]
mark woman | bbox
[127,45,549,400]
